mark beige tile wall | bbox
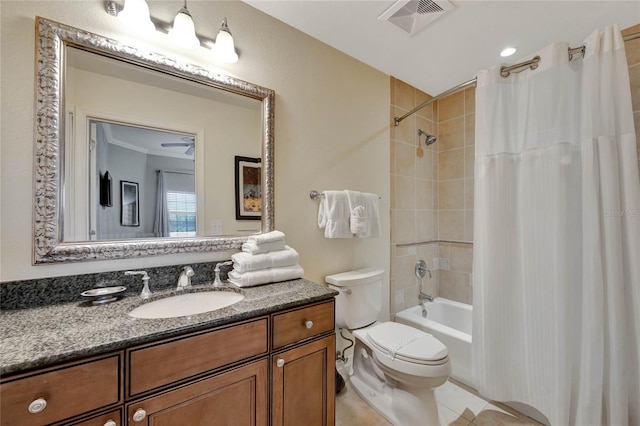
[623,24,640,172]
[435,87,475,304]
[390,77,439,315]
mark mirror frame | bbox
[33,17,274,264]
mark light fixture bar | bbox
[105,1,219,49]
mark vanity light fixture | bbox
[169,1,201,49]
[116,0,155,33]
[500,47,517,57]
[212,18,239,64]
[105,1,240,63]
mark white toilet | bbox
[326,268,451,426]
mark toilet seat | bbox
[367,322,448,365]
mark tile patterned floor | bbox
[336,377,545,426]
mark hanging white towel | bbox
[232,246,299,273]
[346,190,381,238]
[242,239,286,254]
[317,190,352,238]
[247,230,285,245]
[228,264,304,287]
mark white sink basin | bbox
[128,291,244,319]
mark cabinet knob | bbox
[104,421,117,426]
[305,320,314,329]
[28,398,47,414]
[132,408,147,422]
[276,358,285,368]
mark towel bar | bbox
[309,190,381,200]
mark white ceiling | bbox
[244,0,640,96]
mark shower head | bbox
[418,129,437,146]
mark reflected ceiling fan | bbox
[161,136,195,155]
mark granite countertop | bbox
[0,279,337,376]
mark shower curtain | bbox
[472,25,640,425]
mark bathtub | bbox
[395,297,472,387]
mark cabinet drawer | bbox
[0,353,122,426]
[272,301,334,349]
[128,318,268,397]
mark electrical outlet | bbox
[210,220,223,235]
[440,258,450,270]
[432,257,440,271]
[394,289,404,305]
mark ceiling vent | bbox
[378,0,454,36]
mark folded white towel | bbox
[232,246,299,273]
[228,264,304,287]
[242,239,286,254]
[346,190,381,238]
[247,230,285,244]
[317,190,352,238]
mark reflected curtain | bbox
[472,24,640,425]
[154,170,170,237]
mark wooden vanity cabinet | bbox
[1,299,336,426]
[271,301,336,426]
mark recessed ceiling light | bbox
[500,47,517,57]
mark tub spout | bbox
[419,292,434,302]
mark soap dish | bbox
[81,286,126,305]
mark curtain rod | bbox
[394,30,640,127]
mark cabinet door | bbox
[127,359,268,426]
[272,335,335,426]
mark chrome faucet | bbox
[177,266,194,290]
[125,270,151,299]
[418,292,433,318]
[419,292,434,302]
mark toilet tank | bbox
[325,268,384,329]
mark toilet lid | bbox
[367,322,448,365]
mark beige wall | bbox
[0,0,390,313]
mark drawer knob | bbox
[305,320,314,329]
[104,421,117,426]
[276,358,285,368]
[133,408,147,422]
[28,398,47,414]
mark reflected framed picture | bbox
[120,181,140,227]
[235,156,262,220]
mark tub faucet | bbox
[177,266,194,290]
[419,292,434,302]
[418,292,433,318]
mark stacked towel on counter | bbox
[232,245,299,273]
[229,230,304,287]
[228,265,304,288]
[318,190,381,238]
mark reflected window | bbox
[167,191,196,237]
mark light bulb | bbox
[169,6,200,49]
[212,18,238,63]
[118,0,155,33]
